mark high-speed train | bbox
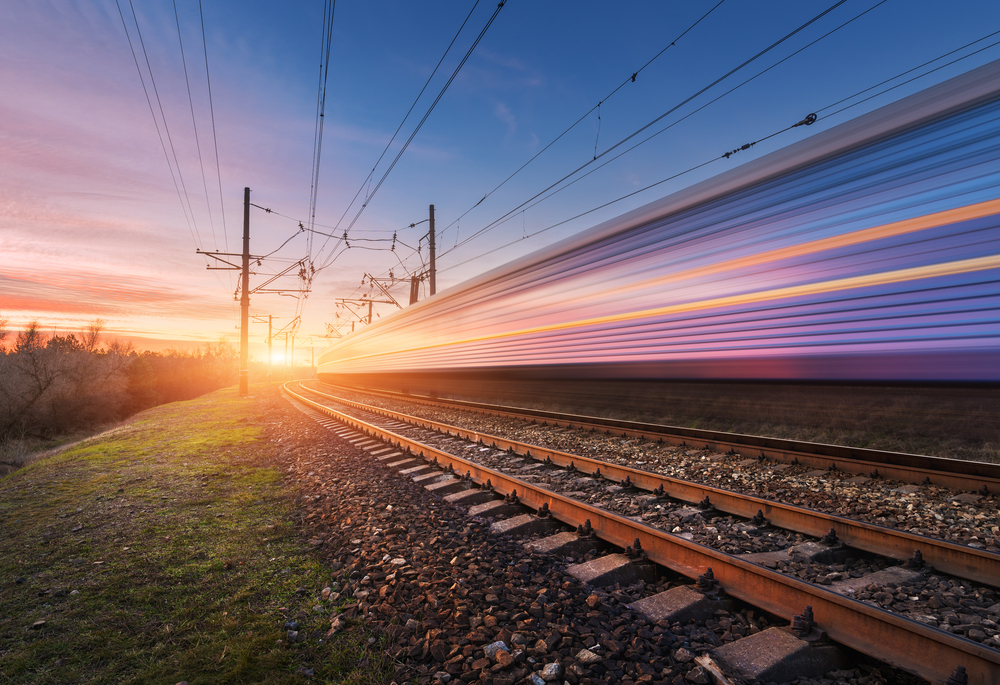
[318,60,1000,387]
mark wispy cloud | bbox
[0,269,233,320]
[495,102,517,135]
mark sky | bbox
[2,0,999,363]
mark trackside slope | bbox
[0,385,390,685]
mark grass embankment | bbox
[0,385,391,684]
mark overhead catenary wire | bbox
[287,0,338,336]
[314,0,509,271]
[321,0,844,320]
[307,0,338,258]
[441,0,728,236]
[198,0,228,252]
[122,0,204,251]
[324,0,484,243]
[314,2,993,332]
[439,115,807,275]
[440,32,1000,276]
[445,0,890,258]
[114,0,201,252]
[443,0,868,258]
[817,30,1000,119]
[172,0,218,251]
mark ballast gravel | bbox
[264,389,923,685]
[317,386,1000,552]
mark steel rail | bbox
[296,382,1000,589]
[314,381,1000,494]
[284,382,1000,685]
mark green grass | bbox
[0,385,392,685]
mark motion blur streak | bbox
[319,60,1000,382]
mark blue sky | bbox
[2,0,999,360]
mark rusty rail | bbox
[285,382,1000,685]
[312,381,1000,493]
[295,382,1000,589]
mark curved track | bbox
[284,381,1000,684]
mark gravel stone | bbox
[270,386,957,685]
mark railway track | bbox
[297,382,999,590]
[317,383,1000,494]
[282,382,1000,684]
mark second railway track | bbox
[284,381,1000,684]
[316,383,1000,493]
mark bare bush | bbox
[0,434,34,477]
[0,318,240,472]
[0,319,237,439]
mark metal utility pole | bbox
[409,275,420,305]
[197,187,310,394]
[240,187,250,396]
[429,204,436,296]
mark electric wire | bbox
[818,31,1000,119]
[172,0,218,251]
[307,0,337,257]
[441,0,727,236]
[443,0,852,257]
[317,8,999,335]
[113,0,200,252]
[444,0,889,257]
[124,0,204,250]
[314,0,509,271]
[115,0,238,326]
[291,0,338,336]
[198,0,228,252]
[325,0,483,242]
[440,33,1000,276]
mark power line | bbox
[439,113,816,276]
[198,0,228,252]
[444,0,856,257]
[114,0,202,253]
[324,0,483,245]
[818,30,1000,119]
[441,0,728,236]
[446,0,889,257]
[440,31,1000,276]
[307,0,338,257]
[315,0,509,271]
[173,0,219,251]
[123,0,204,249]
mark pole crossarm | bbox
[363,273,403,309]
[196,250,267,270]
[273,316,300,337]
[205,186,312,396]
[250,260,308,294]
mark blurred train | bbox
[318,59,1000,390]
